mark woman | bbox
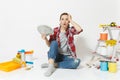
[41,13,83,77]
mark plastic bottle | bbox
[18,49,25,62]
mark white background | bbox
[0,0,120,60]
[0,0,120,80]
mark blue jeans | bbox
[48,41,80,69]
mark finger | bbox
[68,14,72,21]
[41,34,47,40]
[41,34,46,37]
[69,15,72,19]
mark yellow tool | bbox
[0,61,21,72]
[99,22,117,28]
[105,40,117,46]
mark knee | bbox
[50,41,58,48]
[48,41,59,59]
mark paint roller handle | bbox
[25,50,34,54]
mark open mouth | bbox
[63,23,66,25]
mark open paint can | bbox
[100,32,108,40]
[100,60,108,71]
[108,61,117,73]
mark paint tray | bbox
[37,25,53,36]
[0,61,21,72]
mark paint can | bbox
[25,50,33,62]
[100,60,108,71]
[108,61,117,73]
[25,50,34,68]
[100,32,108,40]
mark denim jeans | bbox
[48,41,80,69]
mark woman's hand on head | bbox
[68,14,72,22]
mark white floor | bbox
[0,54,120,80]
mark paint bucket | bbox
[25,50,34,67]
[100,32,108,40]
[108,61,117,73]
[25,50,33,62]
[100,60,108,71]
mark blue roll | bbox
[26,61,34,64]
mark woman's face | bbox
[60,15,70,29]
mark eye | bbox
[60,17,64,20]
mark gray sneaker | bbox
[44,64,56,77]
[41,63,49,68]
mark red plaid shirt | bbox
[49,26,83,58]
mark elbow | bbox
[77,28,83,33]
